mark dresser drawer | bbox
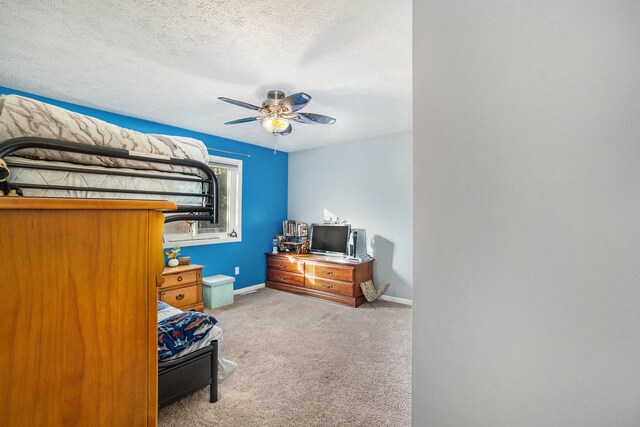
[162,270,198,288]
[267,256,305,274]
[267,268,304,286]
[305,277,353,297]
[305,263,354,282]
[160,285,199,308]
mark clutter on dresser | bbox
[165,244,181,267]
[323,216,347,224]
[298,239,310,254]
[282,219,308,237]
[280,240,310,254]
[275,234,287,251]
[277,219,310,253]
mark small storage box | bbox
[202,275,235,309]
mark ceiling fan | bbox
[218,90,336,136]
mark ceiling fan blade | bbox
[218,97,262,111]
[224,117,260,125]
[280,124,293,136]
[293,112,336,125]
[280,92,312,112]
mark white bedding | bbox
[158,304,237,381]
[0,94,209,175]
[8,157,204,206]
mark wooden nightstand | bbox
[159,264,204,312]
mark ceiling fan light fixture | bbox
[262,117,290,134]
[219,90,336,139]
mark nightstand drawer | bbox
[305,277,353,296]
[305,263,354,282]
[162,270,198,288]
[267,268,304,286]
[160,285,199,308]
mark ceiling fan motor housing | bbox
[262,90,286,110]
[267,90,286,100]
[261,99,280,109]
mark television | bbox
[309,224,351,256]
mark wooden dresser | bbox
[0,197,173,427]
[159,264,204,312]
[266,253,374,307]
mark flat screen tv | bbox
[309,224,351,256]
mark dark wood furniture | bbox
[158,341,218,408]
[159,264,204,312]
[0,197,172,427]
[266,253,374,307]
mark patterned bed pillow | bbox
[157,301,183,323]
[158,311,218,361]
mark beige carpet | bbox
[159,288,412,427]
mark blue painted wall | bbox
[0,86,288,290]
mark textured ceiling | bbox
[0,0,411,152]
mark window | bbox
[163,155,242,248]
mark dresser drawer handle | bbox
[322,283,333,289]
[281,264,288,268]
[177,276,183,282]
[280,277,288,281]
[322,270,333,275]
[175,293,185,301]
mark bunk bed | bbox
[1,136,218,224]
[0,94,228,408]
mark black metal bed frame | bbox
[0,136,218,224]
[158,340,218,408]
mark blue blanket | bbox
[158,303,218,361]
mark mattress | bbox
[8,157,204,206]
[0,94,209,175]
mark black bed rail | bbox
[158,340,218,407]
[0,137,218,224]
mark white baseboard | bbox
[234,283,265,295]
[233,283,412,306]
[379,295,413,306]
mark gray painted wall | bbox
[413,1,640,426]
[288,132,413,300]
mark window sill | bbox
[163,236,242,249]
